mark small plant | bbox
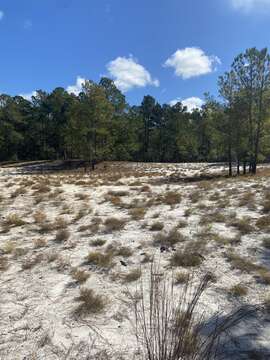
[174,271,190,284]
[256,215,270,230]
[229,284,248,297]
[116,246,133,257]
[86,251,113,269]
[257,269,270,285]
[262,237,270,249]
[170,250,203,268]
[91,239,107,247]
[150,221,164,231]
[153,228,185,247]
[71,268,90,284]
[162,191,182,206]
[226,251,261,273]
[3,214,26,227]
[33,238,47,248]
[123,268,141,283]
[230,217,255,234]
[33,210,47,224]
[74,288,106,315]
[2,241,16,254]
[104,217,127,232]
[55,229,70,242]
[0,256,9,271]
[129,207,146,220]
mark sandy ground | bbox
[0,162,270,359]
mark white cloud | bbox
[0,10,4,21]
[170,97,204,112]
[20,91,37,101]
[164,47,221,79]
[107,56,159,92]
[66,76,86,95]
[230,0,270,11]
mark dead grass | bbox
[71,268,90,284]
[107,189,128,197]
[153,228,186,247]
[74,288,106,315]
[170,249,203,268]
[104,217,127,232]
[174,271,190,284]
[122,268,141,283]
[230,216,255,234]
[90,239,107,247]
[116,246,133,258]
[229,284,248,297]
[129,207,146,220]
[256,215,270,230]
[0,256,9,271]
[33,238,47,248]
[150,221,164,231]
[226,251,262,273]
[33,210,47,224]
[3,214,26,227]
[85,251,113,269]
[55,229,70,242]
[162,191,182,206]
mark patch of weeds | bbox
[230,217,255,234]
[262,237,270,249]
[189,190,202,204]
[256,216,270,230]
[174,271,190,284]
[229,284,248,297]
[122,268,141,283]
[0,256,9,271]
[3,214,26,228]
[91,239,107,247]
[85,251,113,269]
[2,241,16,254]
[170,250,203,268]
[226,251,261,273]
[153,228,185,247]
[55,229,70,243]
[162,191,181,206]
[129,208,146,220]
[116,246,133,258]
[74,288,106,315]
[104,217,127,232]
[21,254,43,270]
[150,221,164,231]
[257,269,270,285]
[33,211,47,224]
[33,238,47,248]
[71,268,90,284]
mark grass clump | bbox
[91,238,107,247]
[86,251,113,269]
[170,250,203,268]
[226,251,261,273]
[74,288,106,315]
[116,246,133,258]
[71,268,90,284]
[33,211,47,224]
[162,191,181,206]
[256,215,270,230]
[0,256,9,271]
[262,237,270,249]
[3,214,26,227]
[129,207,146,220]
[123,268,141,283]
[174,271,190,284]
[55,229,70,242]
[229,284,248,297]
[104,217,127,232]
[150,221,164,231]
[153,228,185,247]
[230,217,255,234]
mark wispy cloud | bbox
[164,47,221,79]
[0,10,4,21]
[230,0,270,12]
[170,96,204,112]
[107,56,159,92]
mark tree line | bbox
[1,47,270,175]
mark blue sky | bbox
[1,0,270,109]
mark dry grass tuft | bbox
[3,214,26,228]
[104,217,127,232]
[55,229,70,243]
[174,271,190,284]
[33,238,47,248]
[0,256,9,271]
[162,191,181,206]
[229,284,248,297]
[170,250,203,268]
[150,221,164,231]
[91,238,107,247]
[33,210,47,224]
[256,215,270,230]
[153,228,186,247]
[230,216,255,234]
[226,251,262,273]
[123,268,141,283]
[71,268,90,284]
[86,251,113,269]
[129,207,146,220]
[74,288,106,315]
